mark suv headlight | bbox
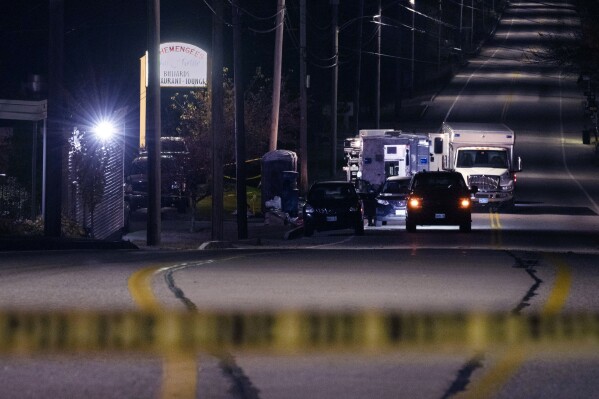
[304,204,314,214]
[376,199,389,206]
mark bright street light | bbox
[92,120,116,141]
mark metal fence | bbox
[67,140,124,240]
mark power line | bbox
[227,0,284,21]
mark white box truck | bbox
[344,129,431,190]
[439,122,522,207]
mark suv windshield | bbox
[456,149,507,168]
[412,173,467,189]
[309,184,357,201]
[129,156,181,176]
[381,179,410,194]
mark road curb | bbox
[284,226,304,240]
[198,240,235,250]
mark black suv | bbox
[405,171,477,232]
[125,137,189,213]
[303,181,364,236]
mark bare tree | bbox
[170,68,299,200]
[527,0,599,80]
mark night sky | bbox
[0,1,390,135]
[0,1,216,101]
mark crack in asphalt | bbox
[164,264,199,312]
[506,251,543,315]
[439,251,543,398]
[219,353,262,399]
[439,353,485,399]
[163,259,262,399]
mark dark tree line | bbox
[529,0,599,80]
[169,68,299,197]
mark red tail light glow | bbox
[408,198,421,209]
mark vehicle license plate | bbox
[478,198,489,204]
[395,210,406,216]
[435,213,446,219]
[326,216,337,222]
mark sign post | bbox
[139,42,207,246]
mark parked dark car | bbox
[125,137,190,213]
[303,181,364,236]
[405,171,477,232]
[374,176,411,226]
[125,154,189,213]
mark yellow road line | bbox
[161,353,198,399]
[128,265,197,399]
[489,210,502,248]
[128,266,163,312]
[501,72,520,122]
[489,211,502,229]
[542,255,573,315]
[457,255,572,399]
[459,350,527,399]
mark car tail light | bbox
[408,197,421,209]
[459,198,471,208]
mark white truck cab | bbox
[440,122,522,207]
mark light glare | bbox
[93,120,116,141]
[409,198,420,208]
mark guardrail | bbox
[1,310,598,355]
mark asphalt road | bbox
[1,246,598,398]
[1,0,599,398]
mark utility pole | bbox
[410,0,415,97]
[459,0,464,61]
[232,0,247,239]
[211,0,225,240]
[330,0,339,178]
[394,2,403,124]
[299,0,309,193]
[375,0,381,129]
[482,0,486,33]
[269,0,286,151]
[46,0,64,237]
[470,0,474,49]
[438,0,442,72]
[147,0,161,246]
[353,0,364,134]
[31,122,37,220]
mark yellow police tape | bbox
[0,310,598,355]
[224,174,261,181]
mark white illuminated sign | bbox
[159,42,207,88]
